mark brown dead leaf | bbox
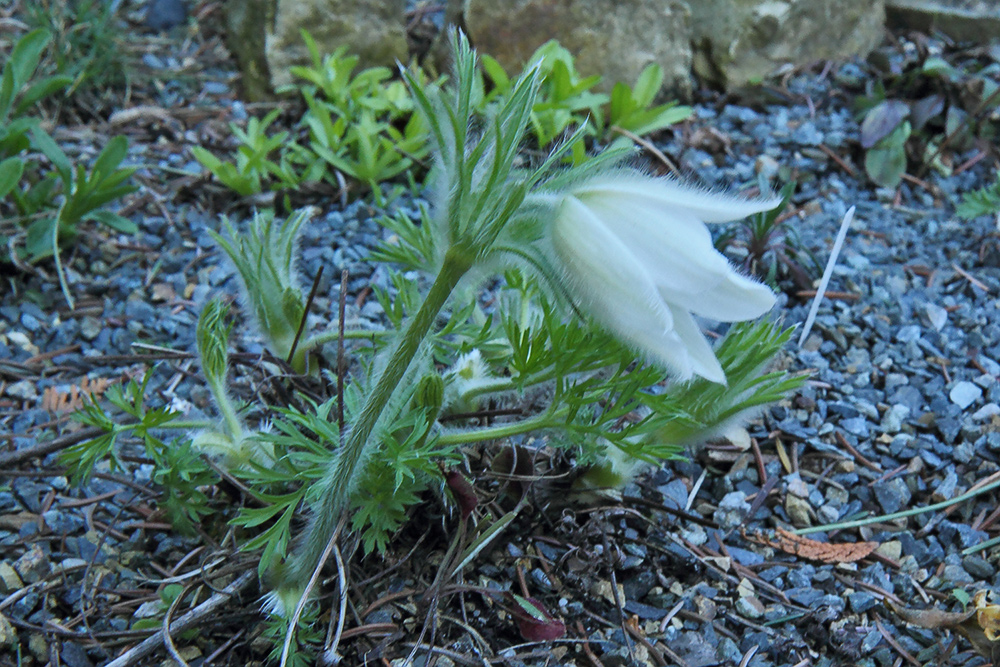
[888,592,1000,662]
[42,377,114,413]
[743,528,877,563]
[889,600,974,628]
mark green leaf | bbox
[191,145,222,171]
[631,64,663,107]
[865,143,907,189]
[957,173,1000,219]
[0,157,24,198]
[8,29,50,91]
[24,216,57,262]
[952,588,971,609]
[481,54,510,92]
[29,126,72,184]
[0,67,15,120]
[84,209,138,234]
[90,135,129,183]
[13,75,71,116]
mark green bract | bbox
[209,208,314,374]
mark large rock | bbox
[463,0,693,98]
[224,0,409,100]
[886,0,1000,43]
[689,0,885,89]
[224,0,274,101]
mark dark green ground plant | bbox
[1,29,136,295]
[715,182,817,291]
[24,0,132,93]
[854,47,1000,189]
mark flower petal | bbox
[552,196,670,326]
[666,305,727,384]
[573,173,782,222]
[577,194,731,295]
[554,197,700,379]
[665,270,777,322]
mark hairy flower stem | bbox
[208,377,244,442]
[284,250,472,591]
[300,327,393,352]
[437,409,562,446]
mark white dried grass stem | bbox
[798,206,855,348]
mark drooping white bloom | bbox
[547,173,781,384]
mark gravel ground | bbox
[2,8,1000,667]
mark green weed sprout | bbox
[191,109,303,196]
[481,41,691,160]
[292,31,431,195]
[209,208,315,374]
[2,29,137,280]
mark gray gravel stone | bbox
[942,563,975,584]
[873,477,912,514]
[4,380,37,400]
[962,555,996,579]
[880,404,909,433]
[949,381,982,409]
[713,491,750,531]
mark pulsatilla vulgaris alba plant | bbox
[260,31,804,624]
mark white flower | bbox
[546,173,780,384]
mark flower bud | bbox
[414,372,445,419]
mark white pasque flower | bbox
[547,173,781,384]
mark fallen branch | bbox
[104,570,257,667]
[0,427,105,468]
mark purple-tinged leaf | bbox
[860,100,910,148]
[910,95,945,130]
[445,470,478,520]
[505,593,566,641]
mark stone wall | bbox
[227,0,999,100]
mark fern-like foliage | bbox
[957,173,1000,219]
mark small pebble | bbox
[962,555,996,579]
[713,492,750,531]
[5,380,37,401]
[950,381,982,409]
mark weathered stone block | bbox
[689,0,886,89]
[886,0,1000,43]
[463,0,693,98]
[224,0,409,100]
